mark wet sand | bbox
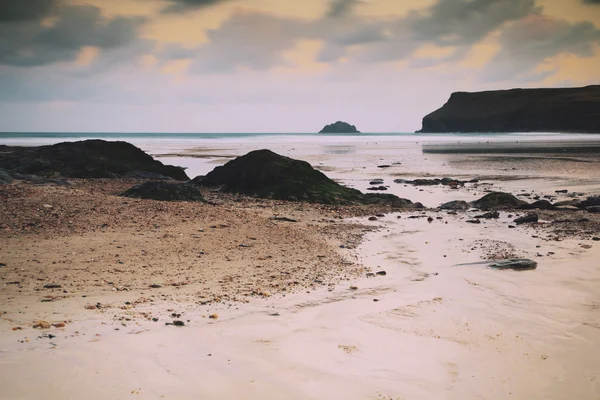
[1,138,600,399]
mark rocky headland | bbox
[418,85,600,133]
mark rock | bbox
[376,271,387,276]
[489,259,537,270]
[349,286,358,290]
[367,186,388,191]
[587,206,600,213]
[366,272,375,278]
[0,263,5,267]
[271,216,298,222]
[427,216,434,222]
[119,181,206,202]
[149,284,163,288]
[43,283,62,289]
[447,211,458,215]
[319,121,360,133]
[368,216,378,221]
[466,219,481,224]
[518,200,555,210]
[554,199,581,207]
[125,170,174,180]
[33,320,51,329]
[417,85,600,133]
[0,140,188,180]
[471,192,527,210]
[580,196,600,208]
[369,179,384,185]
[514,213,539,224]
[0,168,13,184]
[475,211,500,219]
[377,165,391,169]
[508,225,516,228]
[173,320,185,326]
[53,322,66,328]
[209,314,218,319]
[555,189,569,193]
[592,237,600,241]
[199,149,415,206]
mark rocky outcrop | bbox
[418,85,600,133]
[439,200,470,211]
[198,149,415,206]
[471,192,527,210]
[319,121,360,134]
[119,182,206,202]
[0,140,188,180]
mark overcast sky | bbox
[1,0,599,132]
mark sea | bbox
[2,131,600,201]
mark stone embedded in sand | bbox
[173,320,185,326]
[198,149,415,207]
[33,320,51,329]
[439,200,470,211]
[43,283,61,289]
[580,196,600,209]
[119,181,206,202]
[514,213,539,224]
[587,206,600,213]
[471,192,527,210]
[474,211,500,219]
[209,314,218,319]
[489,259,537,270]
[466,219,481,224]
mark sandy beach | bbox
[1,136,600,400]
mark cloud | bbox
[326,0,362,18]
[409,0,540,47]
[161,0,230,13]
[0,5,148,67]
[0,0,57,22]
[482,15,600,82]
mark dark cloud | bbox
[188,12,308,72]
[0,5,147,67]
[0,0,57,22]
[409,0,540,46]
[326,0,362,18]
[162,0,230,13]
[482,15,600,82]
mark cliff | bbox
[418,85,600,133]
[319,121,360,133]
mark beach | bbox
[1,134,600,399]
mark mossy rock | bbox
[119,181,206,202]
[471,192,527,210]
[199,149,414,207]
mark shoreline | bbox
[1,138,600,399]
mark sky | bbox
[0,0,599,133]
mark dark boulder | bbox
[0,169,13,184]
[475,211,500,219]
[0,140,188,180]
[439,200,470,211]
[200,149,415,207]
[518,200,555,210]
[119,181,206,202]
[587,206,600,213]
[513,213,539,224]
[471,192,527,210]
[489,259,537,270]
[319,121,360,134]
[579,196,600,208]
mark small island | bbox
[319,121,360,134]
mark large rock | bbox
[439,200,470,211]
[418,85,600,133]
[518,200,555,210]
[0,140,188,180]
[199,149,415,206]
[119,182,206,202]
[489,259,537,270]
[0,169,13,185]
[471,192,527,210]
[513,213,539,224]
[579,196,600,208]
[319,121,360,134]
